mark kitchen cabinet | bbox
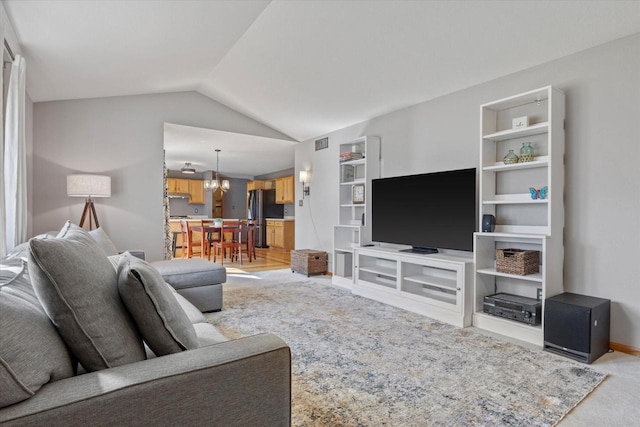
[167,178,204,204]
[247,180,265,191]
[266,220,294,250]
[167,178,189,194]
[188,180,205,204]
[266,221,275,247]
[275,176,294,204]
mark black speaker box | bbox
[481,214,495,232]
[544,292,610,364]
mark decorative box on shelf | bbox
[339,152,364,162]
[291,249,328,277]
[495,249,540,275]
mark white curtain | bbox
[0,16,6,257]
[3,54,27,253]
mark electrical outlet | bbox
[537,288,542,300]
[194,208,198,213]
[299,200,303,206]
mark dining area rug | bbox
[206,276,606,426]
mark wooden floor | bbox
[175,247,291,273]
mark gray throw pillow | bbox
[88,227,119,256]
[117,252,199,356]
[28,221,145,372]
[0,262,75,408]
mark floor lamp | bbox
[67,174,111,230]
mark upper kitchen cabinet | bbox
[188,180,205,204]
[167,177,205,205]
[247,180,265,191]
[167,178,189,194]
[275,176,295,204]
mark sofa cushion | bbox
[192,322,230,347]
[166,283,229,347]
[117,253,199,356]
[0,259,75,408]
[27,221,145,372]
[88,227,119,256]
[170,285,207,324]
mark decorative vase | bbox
[503,149,519,165]
[519,142,535,163]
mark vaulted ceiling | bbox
[4,0,640,142]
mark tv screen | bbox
[372,168,476,252]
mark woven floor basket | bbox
[496,249,540,275]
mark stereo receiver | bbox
[483,292,541,325]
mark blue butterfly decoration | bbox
[529,186,548,200]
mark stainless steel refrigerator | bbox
[247,189,284,248]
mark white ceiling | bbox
[164,123,296,178]
[5,0,640,145]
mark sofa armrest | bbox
[120,250,145,260]
[0,333,291,427]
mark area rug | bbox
[206,275,606,426]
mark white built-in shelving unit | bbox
[332,136,380,289]
[473,86,565,345]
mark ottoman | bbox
[152,259,226,312]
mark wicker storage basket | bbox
[291,249,328,277]
[495,248,540,275]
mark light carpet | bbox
[206,275,606,426]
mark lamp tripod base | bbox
[79,198,100,230]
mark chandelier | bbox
[180,162,196,174]
[204,149,230,192]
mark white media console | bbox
[353,246,473,328]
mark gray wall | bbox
[167,198,204,217]
[222,178,249,219]
[32,91,293,261]
[254,167,295,180]
[295,34,640,348]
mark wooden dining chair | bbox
[179,220,202,259]
[241,223,257,262]
[200,220,219,260]
[212,221,243,265]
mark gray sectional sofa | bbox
[0,222,291,426]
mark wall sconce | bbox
[299,170,310,197]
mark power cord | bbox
[302,196,326,252]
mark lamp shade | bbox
[299,170,309,183]
[67,174,111,197]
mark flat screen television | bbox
[371,168,476,253]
